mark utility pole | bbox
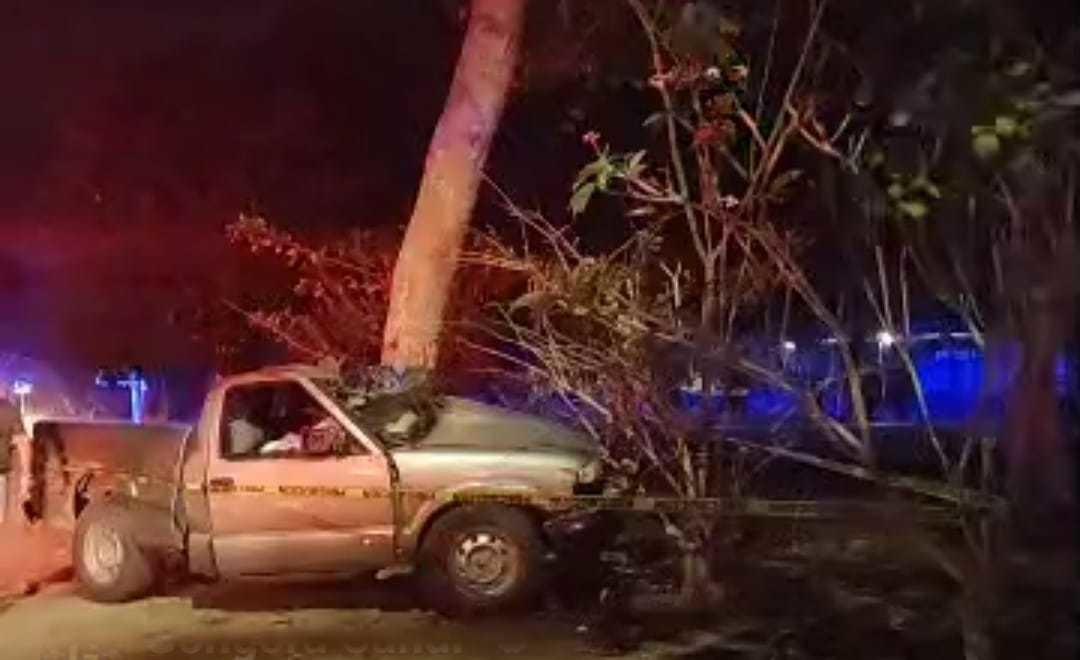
[96,367,149,424]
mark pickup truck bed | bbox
[28,419,191,529]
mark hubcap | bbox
[83,523,124,585]
[451,530,517,596]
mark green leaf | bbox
[597,166,613,191]
[626,150,647,178]
[1005,60,1033,78]
[972,133,1001,160]
[769,169,803,198]
[994,115,1019,138]
[643,112,666,128]
[509,290,549,312]
[887,182,905,199]
[911,177,942,199]
[574,158,608,188]
[897,200,929,220]
[570,182,597,216]
[628,205,657,218]
[1012,98,1039,114]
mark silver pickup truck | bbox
[28,365,602,614]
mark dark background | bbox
[0,1,637,384]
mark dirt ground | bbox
[0,520,72,598]
[0,581,607,660]
[1,519,1074,660]
[0,522,678,660]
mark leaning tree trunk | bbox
[1004,242,1077,536]
[382,0,526,369]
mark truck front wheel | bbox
[74,502,156,603]
[417,505,545,616]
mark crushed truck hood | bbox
[419,397,595,455]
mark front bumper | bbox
[542,507,621,556]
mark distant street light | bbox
[876,330,897,349]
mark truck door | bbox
[206,379,395,576]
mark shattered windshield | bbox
[314,367,442,448]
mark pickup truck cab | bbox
[30,365,602,614]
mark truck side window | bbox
[220,382,364,459]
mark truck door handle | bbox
[209,477,235,490]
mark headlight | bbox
[576,457,602,484]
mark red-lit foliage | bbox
[225,215,518,378]
[226,215,394,366]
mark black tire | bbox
[73,501,156,603]
[417,505,546,617]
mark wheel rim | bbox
[83,523,125,585]
[450,529,519,597]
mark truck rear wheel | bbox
[74,502,157,603]
[417,505,545,617]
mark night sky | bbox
[0,0,642,391]
[0,2,461,372]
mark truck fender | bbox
[75,482,184,554]
[407,486,550,556]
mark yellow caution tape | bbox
[37,465,971,523]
